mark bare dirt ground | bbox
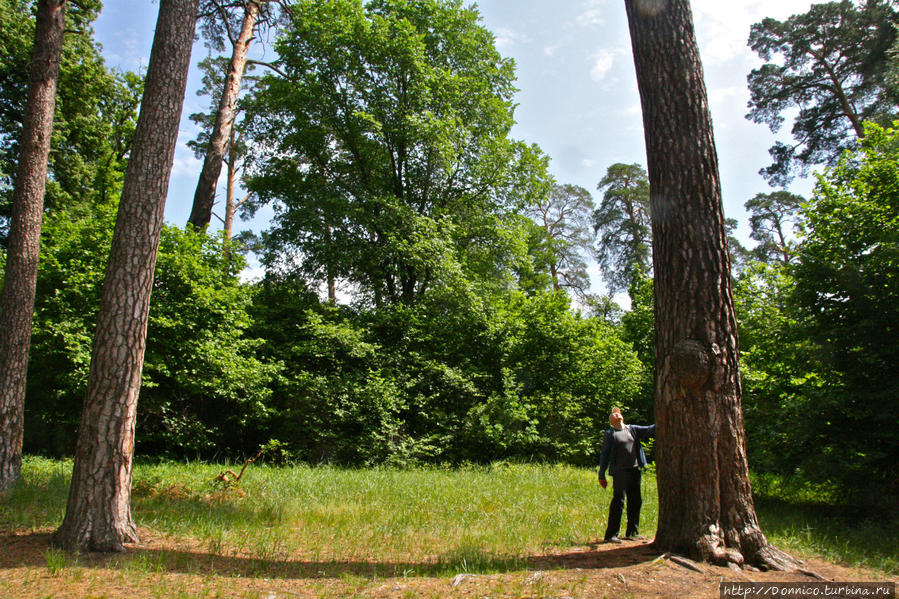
[1,528,895,598]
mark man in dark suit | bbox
[598,407,655,543]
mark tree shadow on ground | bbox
[0,531,660,579]
[754,495,899,573]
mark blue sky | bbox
[91,0,826,293]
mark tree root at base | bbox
[656,535,818,575]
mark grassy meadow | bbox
[0,457,896,598]
[4,457,642,576]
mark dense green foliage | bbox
[737,124,899,509]
[247,275,644,466]
[23,204,278,458]
[792,123,898,503]
[0,0,141,244]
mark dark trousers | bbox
[604,467,642,539]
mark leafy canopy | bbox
[0,0,141,244]
[736,122,899,508]
[244,0,545,305]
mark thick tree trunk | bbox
[52,0,198,552]
[0,0,66,493]
[187,0,260,230]
[624,0,799,570]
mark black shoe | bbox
[604,536,623,544]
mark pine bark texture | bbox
[0,0,66,492]
[52,0,198,552]
[623,0,797,569]
[223,128,238,244]
[187,0,260,230]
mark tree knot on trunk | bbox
[668,339,719,393]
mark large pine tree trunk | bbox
[52,0,198,552]
[187,0,260,230]
[624,0,798,569]
[0,0,66,492]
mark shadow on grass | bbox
[0,531,660,579]
[754,494,899,574]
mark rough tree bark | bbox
[223,127,239,243]
[0,0,66,493]
[52,0,198,552]
[623,0,799,570]
[187,0,261,230]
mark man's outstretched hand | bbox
[598,475,607,489]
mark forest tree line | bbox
[0,0,896,515]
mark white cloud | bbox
[544,44,561,57]
[577,0,607,28]
[170,153,201,180]
[691,0,834,66]
[708,85,743,106]
[239,265,265,284]
[170,128,202,179]
[493,27,528,50]
[590,48,616,82]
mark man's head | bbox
[609,407,624,428]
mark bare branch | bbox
[246,58,286,77]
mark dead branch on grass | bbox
[214,447,265,486]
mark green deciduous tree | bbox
[244,0,540,306]
[747,0,898,185]
[791,122,899,506]
[247,277,406,464]
[734,263,825,480]
[1,0,142,239]
[24,205,277,458]
[620,266,654,420]
[494,290,644,463]
[594,162,652,294]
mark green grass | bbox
[1,456,895,577]
[751,473,899,574]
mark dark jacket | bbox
[598,423,655,478]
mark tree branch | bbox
[246,58,286,77]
